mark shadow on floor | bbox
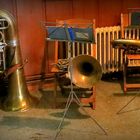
[49,104,90,119]
[113,92,140,96]
[0,116,69,130]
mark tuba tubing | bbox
[0,10,31,111]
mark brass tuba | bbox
[0,9,31,111]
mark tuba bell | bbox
[0,9,32,111]
[68,55,102,88]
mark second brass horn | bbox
[69,55,102,88]
[0,10,32,111]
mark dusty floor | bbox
[0,79,140,140]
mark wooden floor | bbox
[0,79,140,140]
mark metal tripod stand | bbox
[54,42,107,140]
[116,92,140,114]
[45,22,107,139]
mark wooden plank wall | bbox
[0,0,139,81]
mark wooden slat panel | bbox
[16,0,46,76]
[0,0,15,15]
[122,0,140,13]
[73,0,99,25]
[0,0,140,78]
[45,0,73,21]
[98,0,122,27]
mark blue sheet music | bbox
[47,26,95,43]
[47,27,68,41]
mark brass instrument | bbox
[68,55,102,88]
[0,10,31,111]
[112,39,140,49]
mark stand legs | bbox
[54,90,107,140]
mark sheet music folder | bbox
[46,25,95,43]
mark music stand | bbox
[46,22,107,139]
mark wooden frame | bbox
[121,10,140,93]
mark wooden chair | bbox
[51,19,97,109]
[121,10,140,93]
